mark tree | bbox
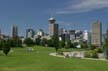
[24,38,34,46]
[40,38,48,46]
[13,38,22,47]
[59,40,65,48]
[103,29,108,59]
[72,42,78,48]
[35,37,41,45]
[2,41,11,56]
[0,41,3,50]
[89,44,96,50]
[52,35,59,52]
[7,38,22,47]
[65,40,71,49]
[47,39,53,47]
[80,42,88,48]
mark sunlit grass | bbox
[0,46,108,71]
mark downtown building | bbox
[82,30,91,43]
[12,25,18,38]
[48,17,59,37]
[36,29,44,36]
[26,29,35,38]
[59,29,70,42]
[91,21,102,47]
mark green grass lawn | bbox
[0,46,108,71]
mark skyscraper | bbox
[48,17,59,36]
[91,21,102,47]
[12,25,18,38]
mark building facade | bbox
[37,29,44,36]
[12,25,18,38]
[48,17,59,36]
[83,30,89,42]
[26,29,35,38]
[91,21,102,47]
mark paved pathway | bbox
[49,52,108,61]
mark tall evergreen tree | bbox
[52,35,59,52]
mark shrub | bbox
[84,51,91,58]
[57,51,64,55]
[90,45,96,50]
[84,50,98,58]
[24,38,34,46]
[81,42,88,48]
[91,50,98,58]
[94,48,103,53]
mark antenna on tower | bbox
[50,9,55,18]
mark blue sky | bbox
[0,0,108,36]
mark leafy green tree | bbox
[52,35,59,52]
[47,39,53,47]
[89,44,96,50]
[59,40,65,48]
[80,42,88,48]
[0,40,6,50]
[40,38,48,46]
[7,38,22,47]
[72,42,78,48]
[65,40,71,49]
[0,41,3,50]
[14,38,22,47]
[35,37,41,45]
[2,41,11,56]
[24,38,34,46]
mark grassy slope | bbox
[0,46,108,71]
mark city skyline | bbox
[0,0,108,36]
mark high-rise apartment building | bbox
[91,21,102,47]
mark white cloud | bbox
[56,0,108,14]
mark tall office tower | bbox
[12,25,18,38]
[26,29,35,38]
[91,21,102,47]
[48,17,59,36]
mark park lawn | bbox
[0,46,108,71]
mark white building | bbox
[83,30,89,41]
[26,29,35,38]
[37,29,44,36]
